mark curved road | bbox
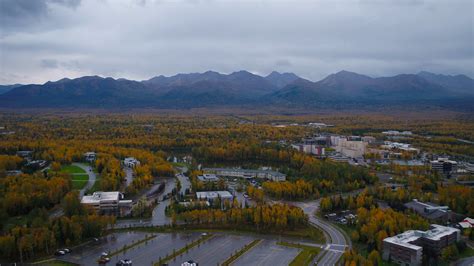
[73,162,97,198]
[294,200,350,266]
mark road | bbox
[73,162,97,198]
[456,256,474,266]
[294,200,350,266]
[176,172,191,195]
[123,166,134,187]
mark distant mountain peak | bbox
[265,71,300,88]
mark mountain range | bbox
[0,70,472,110]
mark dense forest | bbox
[0,113,472,262]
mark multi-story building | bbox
[383,224,460,266]
[81,191,132,216]
[204,168,286,181]
[335,139,368,158]
[430,158,457,178]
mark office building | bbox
[404,200,455,224]
[430,158,457,178]
[204,168,286,181]
[81,191,132,216]
[383,224,460,266]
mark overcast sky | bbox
[0,0,473,84]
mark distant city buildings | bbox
[81,191,132,216]
[123,157,140,168]
[430,157,457,178]
[335,138,367,158]
[382,224,460,266]
[204,168,286,181]
[382,141,419,153]
[382,130,413,136]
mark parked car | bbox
[98,257,110,264]
[116,259,132,266]
[54,250,66,256]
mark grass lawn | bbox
[60,165,86,174]
[71,174,89,189]
[86,177,101,194]
[59,165,89,190]
[459,246,474,258]
[277,241,320,266]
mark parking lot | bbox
[232,239,300,266]
[56,230,316,266]
[59,231,201,266]
[168,234,255,266]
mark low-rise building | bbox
[291,143,325,156]
[81,191,131,216]
[382,130,413,136]
[404,200,460,224]
[123,157,140,168]
[84,152,97,162]
[458,217,474,230]
[196,191,233,202]
[430,158,457,178]
[16,150,33,159]
[197,174,219,182]
[204,168,286,181]
[383,224,460,266]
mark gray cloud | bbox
[0,0,472,84]
[40,59,59,68]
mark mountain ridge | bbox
[1,70,472,109]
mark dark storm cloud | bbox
[0,0,80,31]
[0,0,472,84]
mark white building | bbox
[81,191,131,216]
[123,157,140,168]
[84,152,97,162]
[382,141,419,152]
[382,130,413,136]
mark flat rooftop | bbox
[204,167,285,176]
[196,191,233,199]
[384,224,460,250]
[81,191,121,204]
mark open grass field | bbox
[60,165,86,174]
[60,165,89,189]
[71,174,89,189]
